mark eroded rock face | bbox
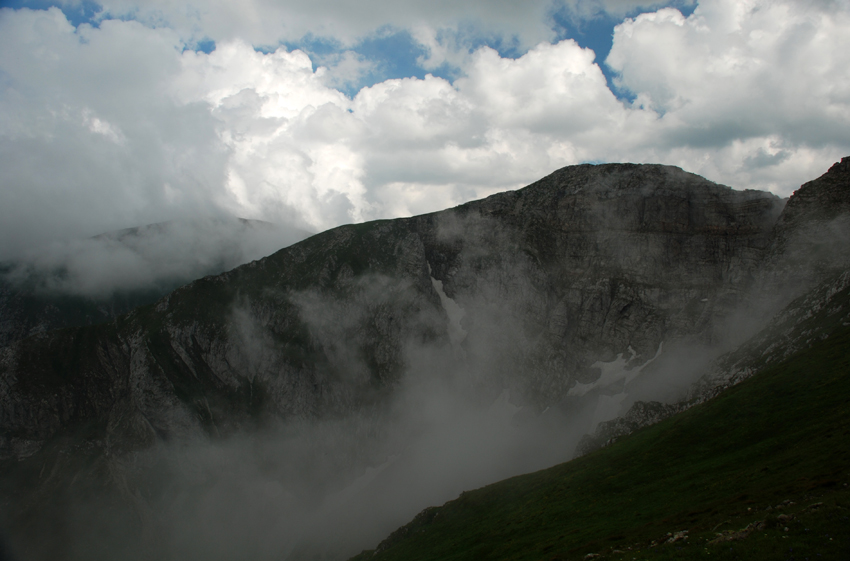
[8,159,850,457]
[1,162,802,461]
[575,400,684,456]
[429,164,785,401]
[762,156,850,290]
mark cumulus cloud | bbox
[314,50,379,91]
[1,0,849,260]
[606,0,850,189]
[0,8,229,256]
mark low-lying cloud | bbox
[2,217,310,298]
[4,256,597,561]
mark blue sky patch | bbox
[550,1,697,103]
[280,29,457,97]
[1,0,102,27]
[194,37,216,54]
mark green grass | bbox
[355,325,850,561]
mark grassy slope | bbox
[355,326,850,561]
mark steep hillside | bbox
[352,317,850,561]
[578,266,850,455]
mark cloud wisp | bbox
[2,217,310,298]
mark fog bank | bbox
[1,217,310,299]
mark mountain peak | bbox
[782,156,850,219]
[768,156,849,243]
[827,155,850,175]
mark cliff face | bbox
[1,162,798,459]
[775,157,850,233]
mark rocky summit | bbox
[1,158,849,560]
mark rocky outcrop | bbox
[503,158,850,459]
[577,261,850,456]
[575,400,684,455]
[576,263,850,456]
[691,266,850,400]
[774,157,850,238]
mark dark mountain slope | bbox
[577,265,850,455]
[759,156,850,301]
[1,163,790,460]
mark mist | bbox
[3,0,850,556]
[3,219,606,561]
[5,300,593,561]
[1,216,311,299]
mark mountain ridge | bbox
[1,158,849,561]
[2,161,793,458]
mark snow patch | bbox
[570,344,662,397]
[568,343,664,432]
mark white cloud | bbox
[606,0,850,189]
[314,50,379,91]
[0,8,229,257]
[460,41,619,135]
[172,41,369,227]
[58,0,695,51]
[7,217,309,297]
[1,0,849,259]
[82,109,126,144]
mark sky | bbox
[1,0,849,259]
